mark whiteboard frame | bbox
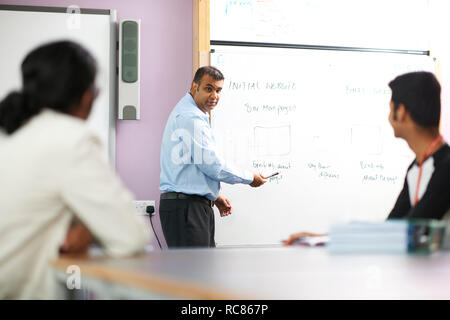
[210,40,430,56]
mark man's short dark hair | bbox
[193,66,224,85]
[388,71,441,127]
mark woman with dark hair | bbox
[0,41,149,299]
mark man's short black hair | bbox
[388,71,441,127]
[193,66,224,85]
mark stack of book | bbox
[328,219,446,254]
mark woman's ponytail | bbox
[0,91,41,134]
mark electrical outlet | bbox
[133,200,155,216]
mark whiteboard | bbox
[0,6,116,163]
[211,45,435,245]
[211,0,429,51]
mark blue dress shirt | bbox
[159,93,254,200]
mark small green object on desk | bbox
[407,219,446,254]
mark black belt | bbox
[160,192,214,207]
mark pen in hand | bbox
[264,172,279,179]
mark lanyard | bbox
[414,135,443,205]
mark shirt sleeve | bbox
[405,163,450,220]
[59,132,150,257]
[178,114,254,185]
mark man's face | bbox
[190,74,223,114]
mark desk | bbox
[52,246,450,299]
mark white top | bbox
[0,109,150,299]
[406,157,434,205]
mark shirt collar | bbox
[184,93,209,120]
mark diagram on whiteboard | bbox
[254,125,291,156]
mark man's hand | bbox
[283,232,327,246]
[59,221,93,254]
[250,172,267,187]
[215,194,232,217]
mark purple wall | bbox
[0,0,194,249]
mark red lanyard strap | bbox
[414,135,443,205]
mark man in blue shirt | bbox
[159,66,267,248]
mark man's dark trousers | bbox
[159,193,215,248]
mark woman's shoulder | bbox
[24,109,102,153]
[36,109,96,136]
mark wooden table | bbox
[52,246,450,299]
